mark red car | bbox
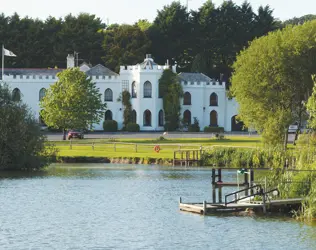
[67,130,84,140]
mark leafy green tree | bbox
[121,90,132,128]
[136,19,152,31]
[159,69,183,131]
[149,1,191,69]
[306,76,316,130]
[0,84,55,170]
[102,24,151,72]
[231,20,316,147]
[284,14,316,26]
[40,68,106,139]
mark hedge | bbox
[204,126,224,133]
[103,120,118,132]
[126,123,140,132]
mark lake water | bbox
[0,164,315,250]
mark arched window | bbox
[210,93,218,106]
[144,81,152,98]
[132,110,137,123]
[210,110,218,126]
[104,88,113,102]
[12,88,21,102]
[143,109,152,126]
[183,110,191,125]
[158,110,164,126]
[104,110,113,120]
[132,82,137,98]
[183,92,191,105]
[39,88,46,101]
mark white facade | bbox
[2,54,240,132]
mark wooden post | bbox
[250,169,254,195]
[114,143,116,152]
[203,200,207,215]
[262,193,267,214]
[135,144,137,152]
[179,197,182,204]
[69,140,72,150]
[218,169,222,182]
[218,187,222,203]
[212,187,216,204]
[173,151,176,166]
[92,142,95,151]
[244,169,249,196]
[211,169,216,185]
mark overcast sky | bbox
[1,0,314,24]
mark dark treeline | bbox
[0,0,314,81]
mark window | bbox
[183,110,191,125]
[122,80,129,91]
[210,110,218,126]
[158,110,164,127]
[104,110,113,120]
[39,88,46,101]
[144,81,152,98]
[132,110,137,123]
[12,88,21,102]
[183,92,191,105]
[143,110,152,126]
[210,93,218,106]
[104,88,113,102]
[132,82,137,98]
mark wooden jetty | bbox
[180,168,304,215]
[179,198,303,215]
[173,149,203,166]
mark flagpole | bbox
[1,44,4,81]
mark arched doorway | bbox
[104,110,113,120]
[183,110,191,125]
[12,88,21,102]
[132,110,137,123]
[143,110,151,126]
[231,115,247,131]
[210,110,218,126]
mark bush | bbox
[103,120,118,132]
[204,126,224,133]
[126,123,140,132]
[188,117,200,132]
[157,136,167,141]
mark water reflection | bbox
[0,164,315,250]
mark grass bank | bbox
[51,136,262,162]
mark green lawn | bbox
[52,136,262,159]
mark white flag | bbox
[3,48,16,57]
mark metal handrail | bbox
[224,184,263,205]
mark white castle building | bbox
[2,54,241,132]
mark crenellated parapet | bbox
[181,80,226,88]
[90,75,119,81]
[4,74,58,81]
[120,65,176,73]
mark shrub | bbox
[157,136,167,141]
[126,123,140,132]
[103,120,118,132]
[204,126,224,133]
[188,117,200,132]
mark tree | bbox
[284,14,316,26]
[148,1,192,69]
[40,68,106,139]
[121,90,132,128]
[159,69,183,131]
[306,76,316,130]
[102,24,151,72]
[231,20,316,147]
[0,84,55,170]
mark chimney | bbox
[67,54,75,68]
